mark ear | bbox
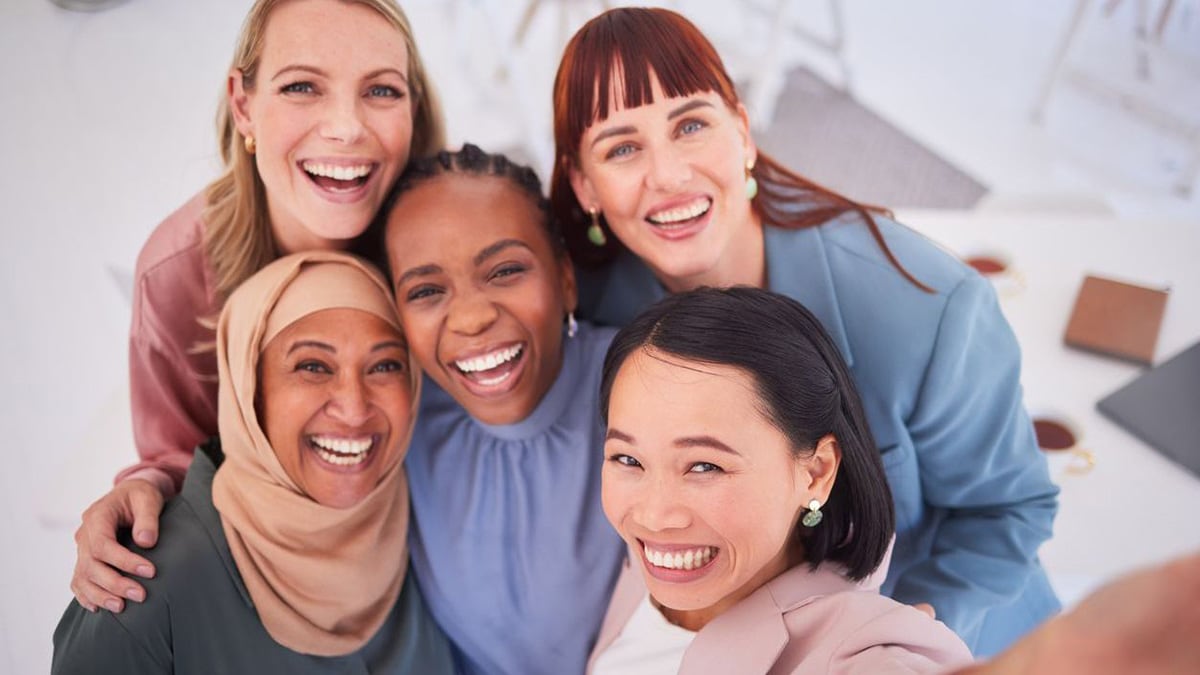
[228,68,256,139]
[801,434,841,504]
[734,102,757,167]
[558,254,579,314]
[567,162,599,214]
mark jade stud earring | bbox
[801,499,823,527]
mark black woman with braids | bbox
[363,143,625,675]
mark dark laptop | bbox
[1097,340,1200,479]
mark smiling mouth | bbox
[308,434,375,467]
[646,197,712,228]
[453,343,525,387]
[301,160,374,192]
[643,543,718,571]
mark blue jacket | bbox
[576,214,1060,656]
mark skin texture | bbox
[568,72,764,292]
[384,173,577,426]
[602,348,839,631]
[957,551,1200,675]
[257,308,412,509]
[229,0,414,253]
[70,0,420,612]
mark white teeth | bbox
[644,543,716,571]
[302,161,372,181]
[455,344,523,374]
[647,198,711,225]
[311,436,373,466]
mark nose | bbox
[319,91,367,145]
[325,372,372,426]
[630,475,691,533]
[446,291,499,336]
[644,142,692,192]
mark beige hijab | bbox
[211,250,417,656]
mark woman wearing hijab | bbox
[52,251,453,674]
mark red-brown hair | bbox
[550,7,928,291]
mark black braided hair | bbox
[357,143,564,276]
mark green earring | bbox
[744,158,758,200]
[587,208,607,247]
[801,499,823,527]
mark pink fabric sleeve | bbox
[114,194,219,494]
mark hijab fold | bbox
[211,250,416,656]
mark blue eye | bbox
[678,119,706,136]
[368,84,404,99]
[280,81,315,95]
[688,462,722,474]
[605,142,636,160]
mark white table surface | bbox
[898,209,1200,595]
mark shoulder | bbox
[135,192,209,279]
[573,321,618,367]
[811,212,974,296]
[131,192,216,347]
[782,591,972,672]
[52,495,224,674]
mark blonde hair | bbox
[203,0,445,304]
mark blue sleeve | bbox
[889,274,1059,648]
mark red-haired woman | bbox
[550,7,1058,657]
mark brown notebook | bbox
[1063,275,1169,365]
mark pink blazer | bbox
[588,555,972,674]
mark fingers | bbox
[912,602,936,619]
[128,483,165,549]
[70,480,166,612]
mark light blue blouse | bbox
[576,213,1061,657]
[406,322,626,675]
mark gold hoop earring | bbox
[244,135,256,155]
[587,208,607,247]
[744,157,758,200]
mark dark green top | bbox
[52,441,454,674]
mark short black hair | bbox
[356,143,564,277]
[599,286,894,581]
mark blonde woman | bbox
[70,0,444,614]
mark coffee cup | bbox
[1030,411,1094,479]
[961,248,1024,297]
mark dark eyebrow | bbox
[590,124,637,148]
[395,263,442,288]
[606,428,635,443]
[287,340,334,355]
[667,99,714,120]
[605,429,740,456]
[372,339,407,353]
[589,99,715,148]
[287,339,406,355]
[674,435,741,456]
[474,239,531,267]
